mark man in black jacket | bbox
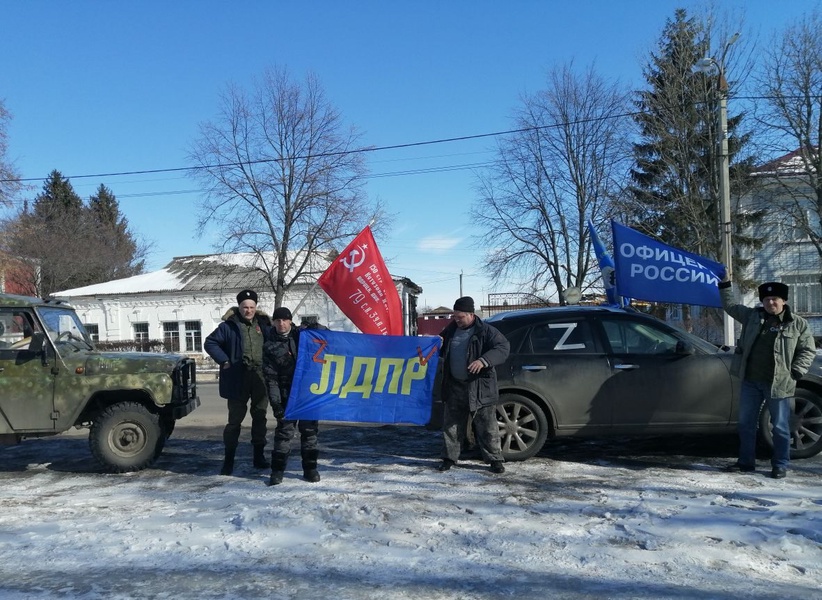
[263,307,321,485]
[437,296,510,474]
[204,289,272,476]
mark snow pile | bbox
[1,426,820,599]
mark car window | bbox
[601,318,679,355]
[525,320,596,354]
[0,309,40,351]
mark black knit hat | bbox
[272,307,293,321]
[453,296,475,313]
[236,289,258,305]
[758,282,789,302]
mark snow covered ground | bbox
[1,421,821,600]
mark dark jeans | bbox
[223,368,268,449]
[441,379,503,463]
[738,380,792,469]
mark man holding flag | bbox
[719,275,815,479]
[437,296,510,474]
[263,306,321,485]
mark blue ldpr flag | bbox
[611,221,724,307]
[587,220,620,306]
[283,329,441,425]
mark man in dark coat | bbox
[263,306,321,485]
[437,296,510,474]
[204,289,272,475]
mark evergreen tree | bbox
[0,172,145,296]
[624,9,758,335]
[32,170,84,221]
[87,184,144,281]
[627,9,756,262]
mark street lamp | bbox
[694,33,739,347]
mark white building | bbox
[740,150,822,336]
[53,253,422,363]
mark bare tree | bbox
[0,99,22,206]
[754,10,822,263]
[188,67,385,306]
[473,63,632,304]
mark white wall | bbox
[65,283,418,356]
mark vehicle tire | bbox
[89,402,163,472]
[759,388,822,459]
[160,415,175,439]
[496,393,550,461]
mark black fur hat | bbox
[758,282,789,302]
[236,289,258,305]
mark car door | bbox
[507,317,615,430]
[0,308,56,431]
[598,316,734,429]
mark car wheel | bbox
[496,393,549,461]
[89,402,162,472]
[759,388,822,459]
[153,415,176,457]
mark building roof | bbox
[753,148,817,177]
[53,252,420,298]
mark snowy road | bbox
[1,408,821,600]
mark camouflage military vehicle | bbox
[0,293,199,472]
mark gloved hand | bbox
[270,401,285,420]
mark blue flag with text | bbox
[284,329,441,425]
[612,221,724,307]
[587,220,620,306]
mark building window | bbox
[185,320,202,352]
[133,322,149,343]
[781,275,822,314]
[84,323,99,343]
[163,322,180,352]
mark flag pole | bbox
[291,278,322,315]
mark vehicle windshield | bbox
[644,317,724,354]
[36,306,94,352]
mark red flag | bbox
[318,226,404,335]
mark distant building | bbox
[0,253,39,296]
[416,306,453,336]
[52,253,422,362]
[740,149,822,335]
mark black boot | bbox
[268,451,289,486]
[302,448,321,483]
[220,446,236,476]
[436,458,455,472]
[253,444,270,469]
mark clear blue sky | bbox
[1,1,816,309]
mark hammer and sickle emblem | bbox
[342,244,367,273]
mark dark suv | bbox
[465,306,822,461]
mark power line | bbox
[5,91,809,186]
[0,160,497,205]
[1,111,644,185]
